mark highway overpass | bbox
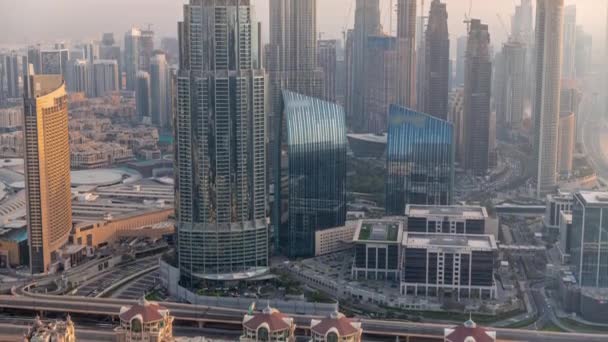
[1,294,608,342]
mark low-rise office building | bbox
[401,232,498,300]
[544,192,573,232]
[558,211,573,264]
[315,221,358,256]
[405,204,496,237]
[352,219,403,281]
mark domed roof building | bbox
[115,297,174,342]
[444,319,496,342]
[240,303,295,342]
[309,310,362,342]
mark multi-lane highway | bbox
[2,293,608,341]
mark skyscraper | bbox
[348,0,382,132]
[99,33,122,86]
[396,0,417,108]
[386,105,454,216]
[557,112,575,177]
[92,60,119,97]
[140,27,155,71]
[449,87,466,165]
[136,71,151,119]
[365,36,398,132]
[23,74,72,274]
[124,28,141,91]
[495,41,526,131]
[571,191,608,288]
[27,46,42,75]
[150,53,172,131]
[511,0,534,44]
[423,0,449,120]
[4,52,19,98]
[176,0,267,284]
[463,19,492,176]
[66,59,91,96]
[561,5,577,79]
[275,90,347,258]
[534,0,564,196]
[317,39,337,102]
[453,36,467,88]
[41,48,69,78]
[575,26,592,78]
[267,0,324,147]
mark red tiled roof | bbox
[311,316,359,336]
[243,311,291,332]
[445,326,495,342]
[119,299,167,323]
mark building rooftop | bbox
[406,205,488,220]
[403,232,497,251]
[354,219,402,243]
[119,297,168,323]
[242,304,293,332]
[576,191,608,206]
[346,133,388,144]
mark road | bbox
[2,294,608,341]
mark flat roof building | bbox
[401,232,497,300]
[406,204,496,237]
[352,219,403,281]
[571,191,608,288]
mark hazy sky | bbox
[0,0,605,57]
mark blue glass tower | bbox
[386,105,454,215]
[274,90,347,258]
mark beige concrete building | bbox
[23,75,72,274]
[315,221,357,256]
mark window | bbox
[327,332,339,342]
[258,327,269,341]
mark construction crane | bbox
[463,0,473,32]
[496,13,510,38]
[341,0,354,43]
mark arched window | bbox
[327,332,339,342]
[131,319,142,333]
[258,327,269,341]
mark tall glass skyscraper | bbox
[274,91,347,258]
[571,191,608,287]
[176,0,267,285]
[386,105,454,216]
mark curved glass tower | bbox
[386,105,454,216]
[176,0,267,284]
[274,91,347,258]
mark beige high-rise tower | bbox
[23,75,72,274]
[534,0,564,197]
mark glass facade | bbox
[385,105,454,215]
[176,0,268,284]
[571,193,608,287]
[274,90,347,258]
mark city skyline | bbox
[0,0,605,58]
